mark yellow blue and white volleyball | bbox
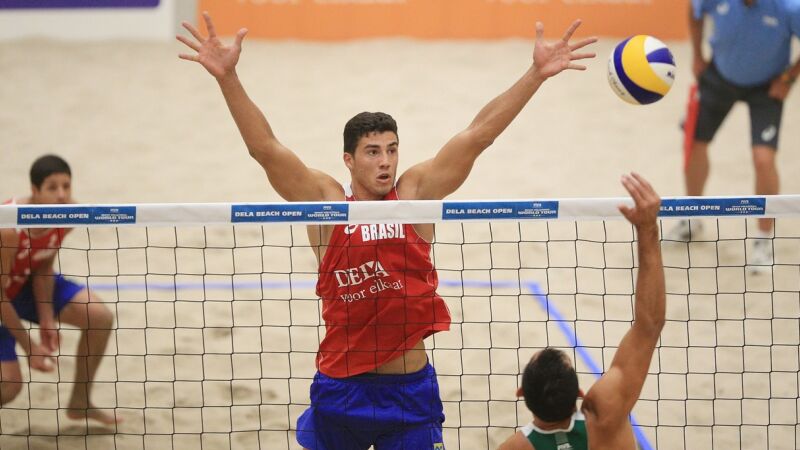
[607,35,676,105]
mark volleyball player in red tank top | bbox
[0,155,119,425]
[179,14,596,449]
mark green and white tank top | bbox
[521,411,588,450]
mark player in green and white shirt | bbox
[498,173,666,450]
[519,409,588,450]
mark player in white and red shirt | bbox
[0,155,119,425]
[179,14,596,449]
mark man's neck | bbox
[532,415,573,432]
[350,184,387,201]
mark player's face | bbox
[344,131,399,200]
[32,173,72,205]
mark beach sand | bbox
[1,36,799,449]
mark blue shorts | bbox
[694,62,783,149]
[296,363,445,450]
[0,274,83,361]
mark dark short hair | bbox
[30,154,71,188]
[522,348,579,422]
[343,112,398,154]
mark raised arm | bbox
[177,12,340,201]
[583,174,664,427]
[399,20,596,200]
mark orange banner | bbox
[198,0,688,40]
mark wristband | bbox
[780,72,797,85]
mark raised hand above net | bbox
[177,11,249,80]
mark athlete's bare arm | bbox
[688,3,707,79]
[31,254,59,356]
[769,56,800,101]
[177,12,342,202]
[0,228,23,340]
[0,229,27,350]
[581,173,664,449]
[398,20,596,201]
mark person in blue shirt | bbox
[673,0,800,269]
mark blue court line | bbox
[87,277,654,449]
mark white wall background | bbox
[0,0,196,41]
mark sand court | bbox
[1,34,800,449]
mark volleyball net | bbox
[0,196,799,450]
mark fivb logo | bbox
[334,260,389,287]
[344,223,406,242]
[433,444,444,450]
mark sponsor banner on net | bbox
[231,203,349,223]
[659,198,766,217]
[442,201,559,220]
[17,206,136,225]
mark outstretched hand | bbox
[177,11,248,80]
[618,173,661,230]
[533,20,597,79]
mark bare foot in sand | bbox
[66,407,123,426]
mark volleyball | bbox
[607,35,676,105]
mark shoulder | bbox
[0,227,18,242]
[0,229,20,258]
[309,169,346,201]
[497,431,533,450]
[581,390,629,438]
[5,196,30,205]
[581,369,627,424]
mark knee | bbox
[686,143,709,165]
[0,372,23,405]
[752,148,777,173]
[87,303,115,331]
[691,142,709,155]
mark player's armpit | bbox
[258,148,342,202]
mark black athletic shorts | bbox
[692,62,783,150]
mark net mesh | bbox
[1,214,799,450]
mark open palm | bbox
[533,20,596,79]
[177,12,248,80]
[618,173,661,229]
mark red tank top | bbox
[315,187,451,378]
[2,199,67,300]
